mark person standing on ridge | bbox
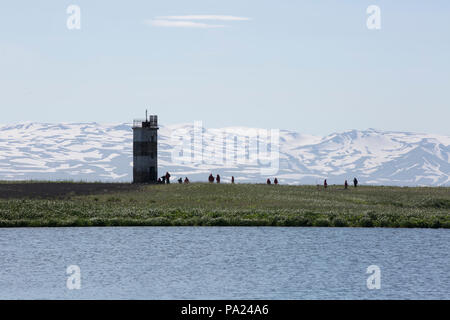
[267,178,271,185]
[353,177,358,188]
[165,172,171,184]
[208,173,214,183]
[274,178,278,185]
[216,174,221,183]
[231,176,235,184]
[344,180,348,189]
[324,179,328,189]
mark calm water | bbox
[0,227,448,299]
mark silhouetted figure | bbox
[208,173,214,183]
[345,180,348,189]
[157,178,162,184]
[178,177,182,184]
[161,176,166,184]
[216,174,221,183]
[353,177,358,188]
[231,176,235,184]
[274,178,278,185]
[324,179,328,189]
[165,172,171,184]
[267,178,271,185]
[184,177,190,184]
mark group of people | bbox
[266,178,279,185]
[208,173,235,184]
[157,172,171,184]
[323,177,358,189]
[177,177,190,184]
[158,172,236,184]
[157,172,358,188]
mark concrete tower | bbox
[133,112,159,183]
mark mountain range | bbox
[0,123,448,186]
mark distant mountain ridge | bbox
[0,123,449,186]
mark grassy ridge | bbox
[0,183,449,228]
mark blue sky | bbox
[0,0,449,135]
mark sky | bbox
[0,0,449,135]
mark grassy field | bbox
[0,182,449,228]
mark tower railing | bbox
[132,119,146,128]
[133,116,158,128]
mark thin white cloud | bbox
[156,15,251,21]
[146,19,225,28]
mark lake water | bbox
[0,227,448,299]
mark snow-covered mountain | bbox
[0,123,449,186]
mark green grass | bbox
[0,179,110,184]
[0,183,449,228]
